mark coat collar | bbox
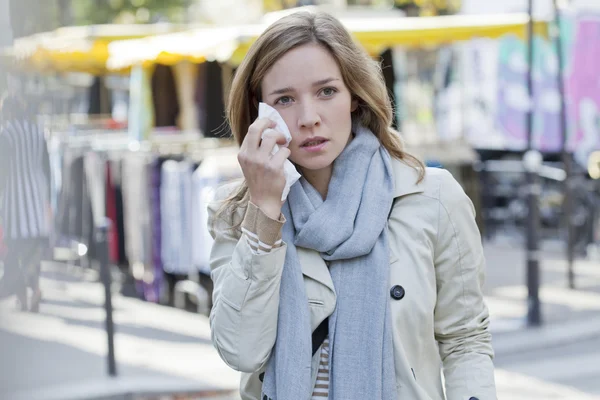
[391,158,425,199]
[299,158,424,290]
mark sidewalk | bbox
[0,262,241,400]
[483,237,600,355]
[1,239,599,400]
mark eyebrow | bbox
[268,77,340,96]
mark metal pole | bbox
[525,0,542,327]
[0,0,13,47]
[552,0,575,289]
[97,218,117,376]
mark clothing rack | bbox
[53,132,240,306]
[52,131,241,376]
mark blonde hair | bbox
[218,10,425,222]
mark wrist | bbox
[250,198,282,220]
[259,204,282,221]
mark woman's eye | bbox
[320,87,337,97]
[276,96,293,105]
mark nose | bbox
[297,100,321,129]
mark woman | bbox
[0,92,51,312]
[207,11,496,400]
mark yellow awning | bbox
[2,24,190,75]
[106,12,549,71]
[345,12,548,53]
[3,12,549,74]
[106,26,245,71]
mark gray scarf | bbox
[261,124,397,400]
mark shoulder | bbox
[420,168,476,226]
[207,179,246,230]
[423,166,466,197]
[210,179,244,206]
[390,158,473,216]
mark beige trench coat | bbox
[207,159,497,400]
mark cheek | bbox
[330,98,354,133]
[277,109,297,134]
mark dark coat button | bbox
[390,285,405,300]
[263,395,268,400]
[259,372,264,382]
[469,397,480,400]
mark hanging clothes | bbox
[151,65,180,128]
[83,152,108,261]
[194,63,207,135]
[88,77,112,115]
[55,152,93,246]
[121,154,153,282]
[114,176,127,266]
[147,157,165,303]
[108,158,128,266]
[105,162,119,263]
[191,149,242,274]
[203,61,228,138]
[160,160,194,276]
[0,117,52,240]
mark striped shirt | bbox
[241,203,330,399]
[312,337,330,398]
[0,118,51,239]
[242,226,283,254]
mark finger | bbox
[243,118,276,150]
[259,131,287,155]
[259,130,286,154]
[269,146,292,169]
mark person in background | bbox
[207,11,496,400]
[0,91,51,312]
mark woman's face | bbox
[260,43,357,173]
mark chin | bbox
[293,155,336,172]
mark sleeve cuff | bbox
[241,202,285,253]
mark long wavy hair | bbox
[216,10,425,223]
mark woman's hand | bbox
[238,118,291,220]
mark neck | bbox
[301,165,333,199]
[300,132,355,199]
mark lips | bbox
[300,137,328,147]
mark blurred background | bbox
[0,0,599,399]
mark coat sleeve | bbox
[207,184,286,373]
[433,170,497,400]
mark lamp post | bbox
[551,0,575,289]
[525,0,542,327]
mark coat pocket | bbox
[308,298,325,307]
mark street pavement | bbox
[495,335,600,397]
[0,263,241,400]
[484,235,600,399]
[0,238,599,400]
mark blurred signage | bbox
[264,0,317,12]
[394,0,462,16]
[451,0,600,166]
[263,0,346,12]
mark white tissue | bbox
[258,102,301,201]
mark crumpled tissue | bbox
[258,102,301,201]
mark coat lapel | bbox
[298,247,336,293]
